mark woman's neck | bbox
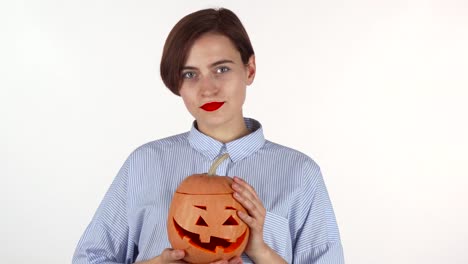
[197,118,250,143]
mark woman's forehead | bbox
[184,34,242,67]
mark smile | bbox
[200,102,225,112]
[173,218,247,253]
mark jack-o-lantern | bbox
[167,154,249,264]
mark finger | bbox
[233,191,256,212]
[160,248,185,262]
[234,194,265,222]
[237,210,258,229]
[209,260,228,264]
[232,187,265,220]
[232,182,258,205]
[233,177,259,199]
[228,256,243,264]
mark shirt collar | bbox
[188,118,265,163]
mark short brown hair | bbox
[160,8,255,96]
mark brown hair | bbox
[160,8,255,96]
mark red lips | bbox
[200,102,225,112]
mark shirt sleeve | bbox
[292,160,345,264]
[72,158,133,264]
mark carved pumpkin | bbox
[167,154,249,263]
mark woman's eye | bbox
[182,72,196,79]
[216,66,230,74]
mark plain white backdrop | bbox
[2,0,467,263]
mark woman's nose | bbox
[199,74,219,96]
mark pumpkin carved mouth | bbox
[173,218,247,253]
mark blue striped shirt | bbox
[73,118,344,264]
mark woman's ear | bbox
[246,55,256,85]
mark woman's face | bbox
[179,33,255,133]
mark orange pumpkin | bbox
[167,154,249,263]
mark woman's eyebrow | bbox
[181,65,197,71]
[182,59,234,71]
[210,59,234,67]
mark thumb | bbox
[160,248,185,262]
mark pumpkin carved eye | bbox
[223,216,238,225]
[196,216,208,226]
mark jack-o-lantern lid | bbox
[177,174,234,195]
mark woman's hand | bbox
[136,248,243,264]
[232,177,287,264]
[231,177,269,260]
[135,248,186,264]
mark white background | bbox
[2,0,467,263]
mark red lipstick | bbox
[200,102,224,112]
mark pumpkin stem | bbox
[208,153,230,176]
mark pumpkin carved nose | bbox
[223,216,238,225]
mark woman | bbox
[73,8,344,264]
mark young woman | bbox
[73,8,344,264]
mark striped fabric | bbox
[72,118,344,264]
